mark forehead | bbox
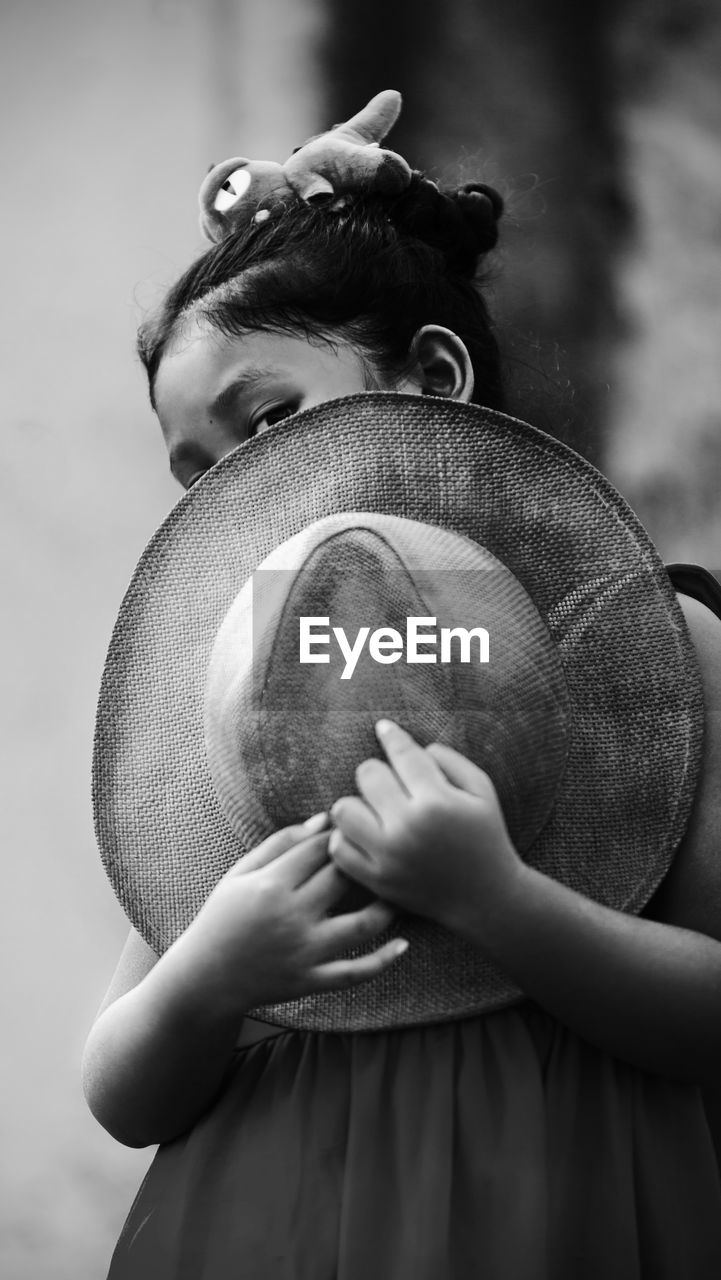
[154,322,268,415]
[153,322,358,422]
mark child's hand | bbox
[328,720,525,946]
[175,814,406,1018]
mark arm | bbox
[329,598,721,1086]
[82,924,244,1148]
[82,817,404,1148]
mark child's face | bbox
[155,322,406,491]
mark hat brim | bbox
[93,394,703,1029]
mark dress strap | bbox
[667,563,721,620]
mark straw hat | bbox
[93,393,704,1030]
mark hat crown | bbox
[205,512,571,854]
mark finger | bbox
[271,831,332,887]
[234,812,329,874]
[335,89,402,145]
[315,899,396,959]
[425,743,493,798]
[354,757,406,823]
[300,860,353,913]
[309,936,409,992]
[328,829,381,893]
[375,719,444,794]
[329,796,382,856]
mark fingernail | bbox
[375,718,395,736]
[394,938,409,956]
[303,811,328,833]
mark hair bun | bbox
[454,183,504,251]
[389,175,503,277]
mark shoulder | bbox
[675,591,721,782]
[642,593,721,933]
[676,592,721,696]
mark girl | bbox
[84,94,721,1278]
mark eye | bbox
[249,403,298,437]
[214,167,252,211]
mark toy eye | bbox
[214,168,252,211]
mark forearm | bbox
[460,864,721,1086]
[82,936,246,1148]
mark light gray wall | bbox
[1,2,320,1276]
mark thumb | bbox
[231,812,330,874]
[425,743,493,799]
[334,89,402,145]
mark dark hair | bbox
[138,173,506,411]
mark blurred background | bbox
[2,0,720,1275]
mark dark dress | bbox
[107,566,721,1280]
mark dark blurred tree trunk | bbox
[319,0,632,467]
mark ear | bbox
[403,325,474,402]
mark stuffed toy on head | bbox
[198,88,413,242]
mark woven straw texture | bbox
[93,395,704,1030]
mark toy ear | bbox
[333,89,403,146]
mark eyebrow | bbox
[209,365,276,416]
